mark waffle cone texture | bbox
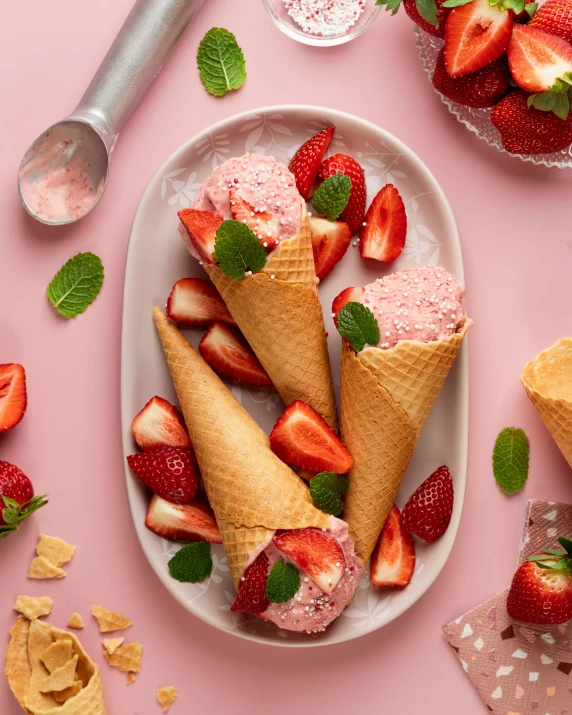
[341,319,471,563]
[5,616,107,715]
[154,308,329,586]
[521,338,572,469]
[203,207,338,431]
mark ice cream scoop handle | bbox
[74,0,205,140]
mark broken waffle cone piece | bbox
[36,535,75,567]
[101,638,124,656]
[91,605,132,633]
[104,641,143,673]
[39,655,78,693]
[341,319,471,563]
[66,613,84,630]
[27,556,66,580]
[126,672,137,685]
[157,686,177,712]
[41,641,73,673]
[154,308,329,586]
[14,595,53,621]
[521,338,572,469]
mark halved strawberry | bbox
[289,127,335,200]
[433,49,510,108]
[166,278,235,328]
[132,396,191,451]
[309,217,351,280]
[370,505,416,588]
[444,0,513,78]
[0,364,27,433]
[269,400,353,474]
[360,184,407,264]
[231,552,271,614]
[273,528,345,594]
[178,208,222,264]
[331,286,365,328]
[530,0,572,45]
[229,190,280,248]
[127,447,200,504]
[319,154,367,234]
[199,322,272,386]
[402,465,454,543]
[145,494,221,543]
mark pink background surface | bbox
[1,1,572,712]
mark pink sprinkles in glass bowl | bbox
[283,0,366,37]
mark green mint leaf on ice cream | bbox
[197,28,246,97]
[168,542,212,583]
[492,427,530,495]
[310,472,349,516]
[214,220,267,279]
[265,559,300,603]
[47,252,104,318]
[337,302,381,352]
[312,174,352,222]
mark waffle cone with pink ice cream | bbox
[335,266,471,563]
[177,153,338,431]
[153,308,363,633]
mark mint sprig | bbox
[265,559,300,603]
[337,302,381,352]
[214,220,267,280]
[47,252,104,318]
[492,427,530,495]
[312,174,352,222]
[197,28,246,97]
[168,542,212,582]
[310,472,349,516]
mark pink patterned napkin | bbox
[443,500,572,714]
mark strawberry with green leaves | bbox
[0,461,47,540]
[377,0,450,37]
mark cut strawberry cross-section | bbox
[229,189,280,248]
[178,208,223,264]
[199,322,272,386]
[132,396,191,452]
[289,126,335,200]
[331,286,365,328]
[309,217,351,281]
[273,528,345,594]
[166,277,236,328]
[231,552,271,614]
[370,505,416,588]
[0,364,27,433]
[359,184,407,264]
[145,494,222,543]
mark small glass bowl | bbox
[262,0,381,47]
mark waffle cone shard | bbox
[5,616,108,714]
[341,319,470,563]
[521,338,572,469]
[203,217,338,431]
[153,308,329,586]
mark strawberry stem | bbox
[0,495,48,539]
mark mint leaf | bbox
[337,302,380,352]
[168,542,212,582]
[197,28,246,97]
[376,0,404,15]
[492,427,530,495]
[265,559,300,603]
[214,220,267,279]
[310,472,349,516]
[312,174,352,222]
[416,0,439,26]
[47,252,104,318]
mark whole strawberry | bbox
[127,447,200,504]
[530,0,572,45]
[0,461,47,540]
[507,537,572,625]
[289,127,335,200]
[432,49,510,108]
[231,551,270,614]
[319,154,366,235]
[491,91,572,155]
[404,0,448,37]
[402,465,454,543]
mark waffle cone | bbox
[154,308,329,586]
[203,211,337,430]
[5,617,107,715]
[341,319,471,563]
[521,338,572,469]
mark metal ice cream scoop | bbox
[18,0,206,226]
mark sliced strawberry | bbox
[432,49,510,108]
[530,0,572,45]
[127,447,200,504]
[360,184,407,264]
[269,400,353,474]
[199,322,272,386]
[273,528,345,594]
[319,154,367,234]
[402,465,454,543]
[331,286,365,328]
[231,552,271,614]
[309,217,351,280]
[229,190,280,248]
[444,0,513,78]
[178,208,222,264]
[145,494,221,543]
[370,505,416,588]
[289,127,335,200]
[132,396,191,451]
[166,278,235,328]
[0,364,27,433]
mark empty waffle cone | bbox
[341,319,471,563]
[203,207,338,431]
[153,308,329,586]
[521,338,572,468]
[6,616,108,715]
